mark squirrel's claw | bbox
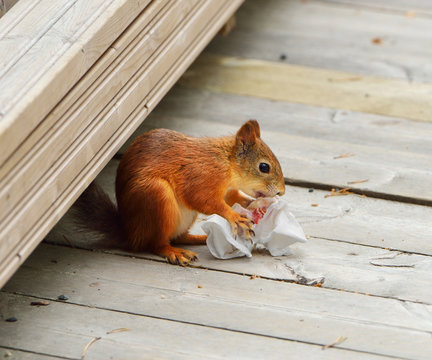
[160,247,198,266]
[243,228,255,243]
[228,212,255,242]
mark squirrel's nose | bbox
[277,184,286,196]
[276,189,285,196]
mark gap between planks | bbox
[0,346,74,360]
[41,241,432,307]
[0,291,392,360]
[0,290,357,355]
[0,293,410,360]
[284,178,432,208]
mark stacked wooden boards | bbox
[0,0,244,288]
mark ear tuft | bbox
[248,119,261,138]
[236,121,258,147]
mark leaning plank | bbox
[0,0,170,181]
[179,53,432,124]
[3,244,429,360]
[207,0,432,82]
[121,105,432,205]
[0,0,77,78]
[0,96,148,290]
[0,0,244,288]
[0,291,381,360]
[0,0,153,166]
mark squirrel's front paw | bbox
[227,212,255,242]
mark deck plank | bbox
[324,0,432,14]
[79,158,432,257]
[207,0,432,82]
[44,159,432,305]
[178,54,432,124]
[118,94,432,204]
[1,244,428,359]
[47,230,432,305]
[0,290,388,360]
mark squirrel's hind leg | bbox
[120,177,197,266]
[148,180,199,266]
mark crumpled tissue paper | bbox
[202,197,307,259]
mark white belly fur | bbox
[171,204,198,239]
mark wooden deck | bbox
[2,0,432,358]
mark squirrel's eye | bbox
[259,162,270,173]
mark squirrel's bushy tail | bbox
[72,181,124,248]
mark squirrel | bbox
[74,120,285,266]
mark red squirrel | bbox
[75,120,285,265]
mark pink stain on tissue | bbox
[251,208,267,224]
[248,197,275,224]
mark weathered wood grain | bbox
[207,0,432,82]
[324,0,432,14]
[119,95,432,205]
[133,87,432,156]
[47,223,432,305]
[0,0,170,181]
[144,0,244,112]
[0,0,77,78]
[0,0,152,166]
[3,244,429,359]
[179,54,432,124]
[0,0,41,34]
[0,291,386,360]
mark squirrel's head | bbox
[231,120,285,198]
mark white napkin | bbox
[202,197,307,259]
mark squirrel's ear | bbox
[236,121,258,147]
[248,119,261,138]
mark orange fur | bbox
[115,120,285,265]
